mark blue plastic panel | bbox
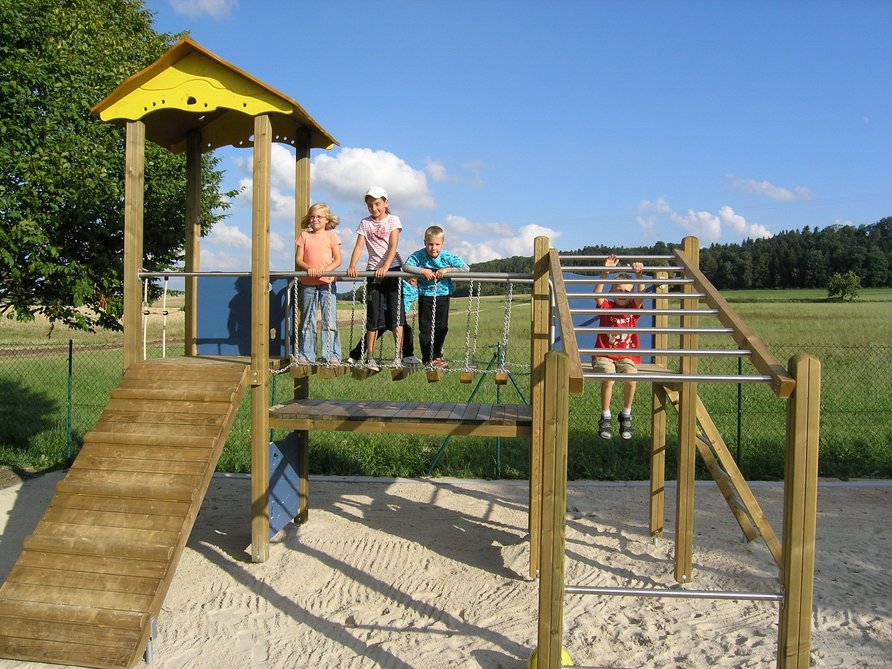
[196,276,291,357]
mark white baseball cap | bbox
[365,186,388,200]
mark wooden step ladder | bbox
[0,358,249,669]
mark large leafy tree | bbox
[0,0,236,332]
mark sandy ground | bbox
[0,473,890,669]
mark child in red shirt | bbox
[592,255,645,440]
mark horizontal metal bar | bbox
[567,292,706,299]
[139,270,534,282]
[562,277,693,285]
[557,254,676,262]
[564,584,783,602]
[575,327,735,335]
[582,348,751,357]
[582,372,773,383]
[570,308,719,316]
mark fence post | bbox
[67,339,73,464]
[777,353,821,668]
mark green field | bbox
[1,289,891,481]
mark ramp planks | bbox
[0,358,248,669]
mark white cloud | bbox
[636,197,672,236]
[206,221,250,249]
[199,248,247,271]
[444,213,512,237]
[462,160,487,188]
[637,198,772,244]
[312,147,435,209]
[234,144,297,220]
[425,160,450,182]
[670,209,723,244]
[718,206,773,239]
[727,174,813,201]
[443,219,561,264]
[168,0,237,19]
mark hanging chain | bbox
[500,280,514,370]
[428,278,438,367]
[463,279,474,370]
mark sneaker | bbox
[598,415,612,440]
[346,357,357,366]
[365,359,379,371]
[619,412,633,440]
[432,358,448,368]
[402,355,422,365]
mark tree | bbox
[827,271,860,302]
[0,0,236,332]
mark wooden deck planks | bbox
[269,398,532,438]
[0,357,249,669]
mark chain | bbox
[500,280,514,370]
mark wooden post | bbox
[778,354,821,668]
[250,115,272,562]
[649,270,669,536]
[529,236,551,578]
[536,351,569,669]
[675,236,699,583]
[122,121,145,370]
[293,128,311,523]
[183,129,201,357]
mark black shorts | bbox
[366,274,406,331]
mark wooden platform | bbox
[270,399,532,438]
[0,358,249,669]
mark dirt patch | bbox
[0,467,25,491]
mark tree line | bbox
[468,218,892,293]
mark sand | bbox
[1,472,890,668]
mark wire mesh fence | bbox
[1,339,889,480]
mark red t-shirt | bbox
[595,299,642,364]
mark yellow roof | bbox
[91,37,337,154]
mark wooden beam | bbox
[778,353,821,668]
[250,115,272,563]
[675,236,699,584]
[123,121,145,370]
[183,129,201,357]
[675,247,795,399]
[528,236,551,579]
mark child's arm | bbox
[433,251,469,279]
[326,235,342,277]
[346,235,365,278]
[295,243,313,275]
[374,229,401,279]
[593,254,619,307]
[631,261,645,307]
[402,251,434,281]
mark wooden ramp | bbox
[0,358,249,669]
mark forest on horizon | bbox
[469,217,892,292]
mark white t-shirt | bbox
[357,214,403,270]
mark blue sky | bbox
[143,0,892,271]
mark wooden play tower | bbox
[0,37,821,669]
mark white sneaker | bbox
[346,357,357,366]
[366,359,380,371]
[402,355,422,365]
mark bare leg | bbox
[391,325,403,358]
[365,329,378,361]
[622,376,637,412]
[600,380,615,414]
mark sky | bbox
[141,0,892,272]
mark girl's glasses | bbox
[308,215,327,221]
